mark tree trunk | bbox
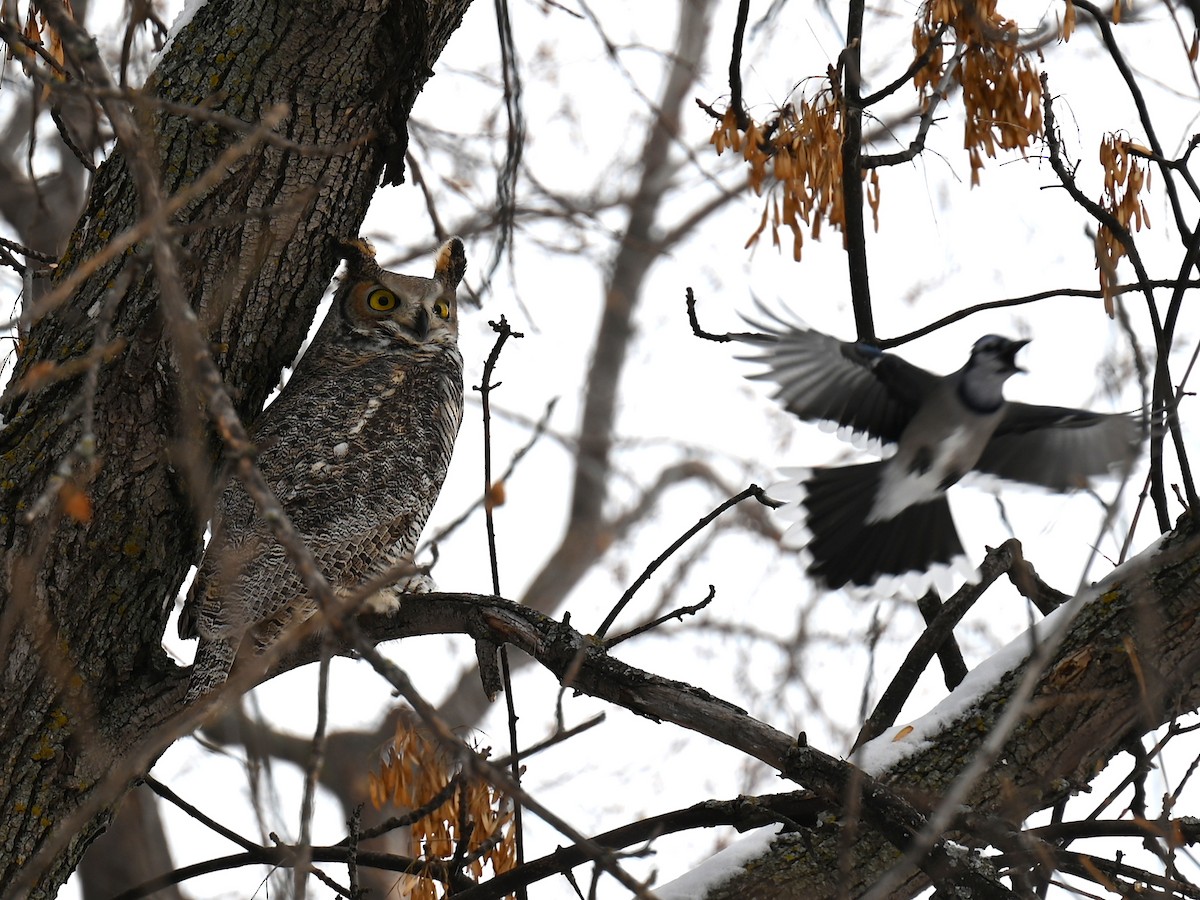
[0,1,471,894]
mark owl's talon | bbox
[397,572,436,595]
[363,589,402,614]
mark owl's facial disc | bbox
[342,277,457,351]
[345,283,412,344]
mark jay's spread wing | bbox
[737,308,940,446]
[976,404,1142,489]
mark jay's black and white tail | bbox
[796,462,964,591]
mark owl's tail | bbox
[185,638,237,703]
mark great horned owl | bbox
[180,238,466,701]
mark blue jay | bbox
[738,310,1142,590]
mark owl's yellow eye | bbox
[367,288,397,311]
[434,299,451,319]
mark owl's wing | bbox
[975,403,1143,489]
[184,528,280,631]
[736,307,939,446]
[179,470,245,641]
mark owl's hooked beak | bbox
[412,307,430,340]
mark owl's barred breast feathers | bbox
[181,237,467,701]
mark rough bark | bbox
[0,1,471,894]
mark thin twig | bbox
[112,845,460,900]
[406,150,448,243]
[421,397,556,554]
[475,315,525,596]
[596,484,779,641]
[4,334,128,404]
[685,286,734,343]
[0,245,25,275]
[0,19,69,76]
[472,313,527,892]
[839,0,873,342]
[1030,816,1200,844]
[1070,0,1192,240]
[491,713,606,769]
[605,585,716,648]
[1044,847,1200,898]
[728,0,751,130]
[883,279,1200,348]
[354,776,464,842]
[480,0,525,292]
[859,22,950,107]
[1161,218,1200,513]
[16,72,360,156]
[453,792,822,900]
[499,646,525,897]
[449,781,475,878]
[143,775,261,852]
[48,104,96,173]
[305,861,353,897]
[1041,73,1175,534]
[0,234,59,264]
[294,638,334,899]
[859,42,962,169]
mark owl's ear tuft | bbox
[433,237,467,291]
[336,237,384,282]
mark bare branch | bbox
[596,484,780,641]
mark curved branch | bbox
[882,279,1200,348]
[455,793,822,900]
